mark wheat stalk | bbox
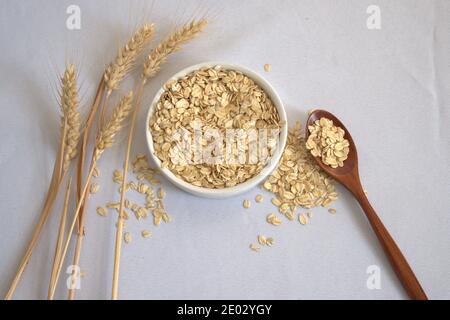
[69,23,154,300]
[48,92,134,299]
[5,65,80,300]
[142,19,207,80]
[104,24,155,95]
[111,19,207,299]
[67,78,105,300]
[48,177,72,299]
[111,87,144,300]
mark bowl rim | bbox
[145,61,288,199]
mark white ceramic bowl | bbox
[145,62,287,198]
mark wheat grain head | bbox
[142,19,207,80]
[94,91,134,161]
[60,65,81,171]
[104,24,155,94]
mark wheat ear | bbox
[48,92,134,299]
[5,65,79,299]
[142,19,207,80]
[94,91,134,160]
[104,24,155,94]
[101,24,153,129]
[61,65,81,171]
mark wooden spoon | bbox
[305,109,427,300]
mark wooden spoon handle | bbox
[355,192,428,300]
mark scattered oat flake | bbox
[138,183,150,194]
[328,208,337,214]
[298,213,308,225]
[124,232,132,244]
[263,181,272,191]
[266,213,282,226]
[153,214,162,226]
[271,198,282,207]
[265,238,274,247]
[90,182,100,194]
[258,235,267,245]
[141,230,152,238]
[157,187,166,199]
[162,212,171,223]
[150,178,160,185]
[96,207,107,217]
[249,244,260,252]
[107,201,120,210]
[264,64,271,72]
[243,199,251,209]
[255,194,264,203]
[113,170,124,184]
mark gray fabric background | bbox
[0,0,449,299]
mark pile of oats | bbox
[149,66,283,189]
[245,123,340,252]
[97,154,172,242]
[263,122,338,221]
[306,117,350,168]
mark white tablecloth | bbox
[1,0,449,299]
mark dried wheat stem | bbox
[142,19,207,79]
[111,83,145,300]
[49,92,134,299]
[48,177,72,299]
[57,120,69,183]
[4,172,66,300]
[68,80,104,301]
[67,226,83,300]
[48,164,95,300]
[76,78,105,232]
[5,65,79,300]
[6,115,67,299]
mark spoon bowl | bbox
[306,109,357,178]
[305,109,427,300]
